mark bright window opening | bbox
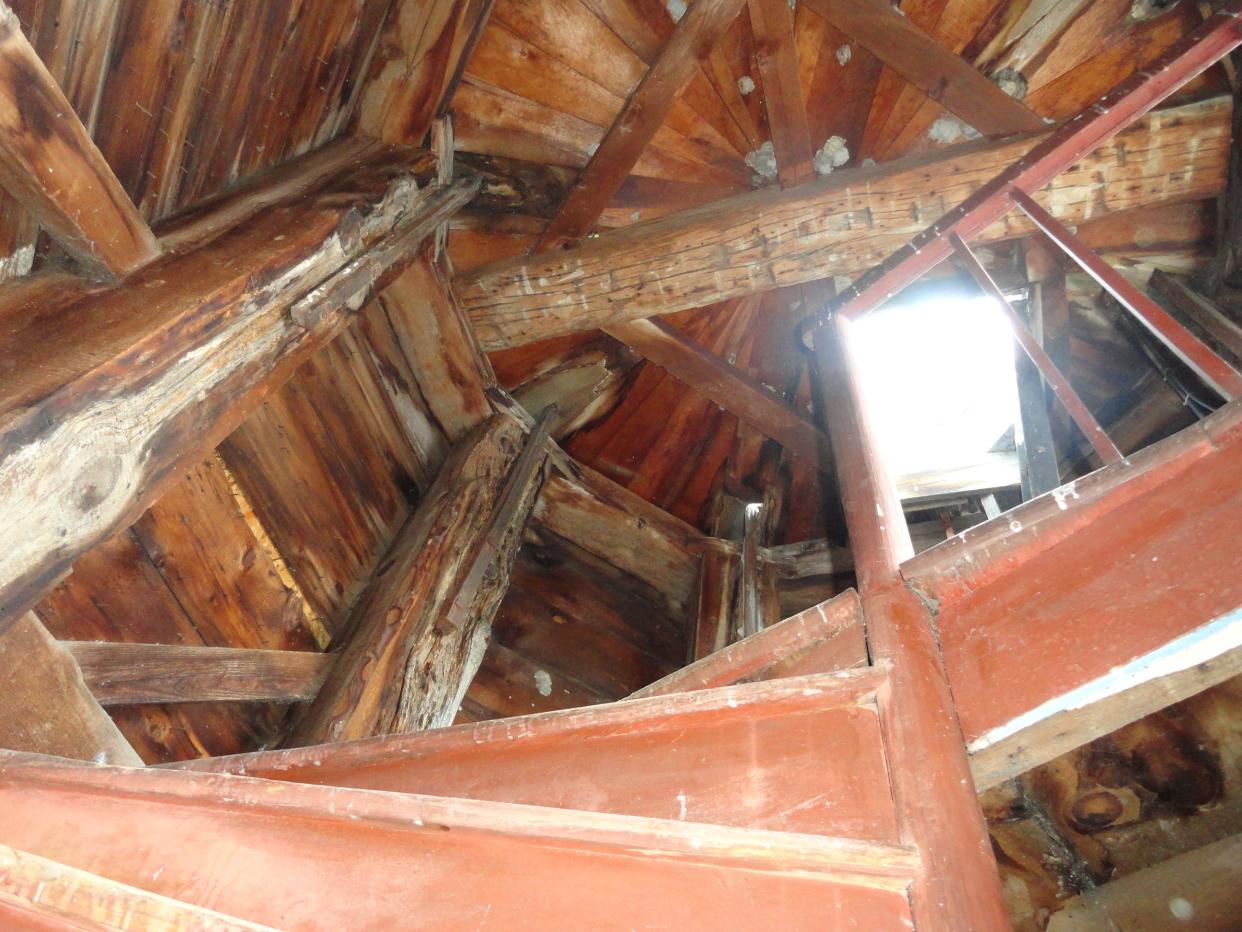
[849,293,1021,498]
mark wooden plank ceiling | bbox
[0,1,1238,930]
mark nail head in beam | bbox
[1011,187,1242,401]
[0,4,159,277]
[951,233,1123,465]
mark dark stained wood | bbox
[0,141,477,628]
[457,98,1228,348]
[0,4,158,277]
[63,643,333,707]
[284,413,546,745]
[0,613,141,765]
[803,0,1044,138]
[1150,268,1242,366]
[537,0,748,250]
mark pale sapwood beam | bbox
[0,139,479,629]
[801,0,1045,138]
[457,98,1229,349]
[0,3,159,277]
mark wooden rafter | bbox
[747,0,815,185]
[456,98,1228,348]
[0,5,158,277]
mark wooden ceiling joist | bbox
[747,0,815,186]
[536,0,747,250]
[0,139,479,628]
[457,97,1229,349]
[0,4,159,277]
[801,0,1045,138]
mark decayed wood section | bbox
[507,335,641,439]
[802,0,1044,138]
[0,139,479,628]
[635,589,867,699]
[376,255,495,446]
[0,4,159,277]
[62,643,333,707]
[3,751,918,929]
[0,845,273,931]
[537,0,748,249]
[458,98,1229,349]
[356,0,494,146]
[606,318,830,468]
[285,413,547,745]
[0,614,140,766]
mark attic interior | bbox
[1,0,1241,928]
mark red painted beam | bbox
[1011,188,1242,400]
[952,234,1123,465]
[799,3,1242,336]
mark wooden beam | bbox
[0,140,479,627]
[457,98,1229,349]
[801,0,1044,138]
[284,412,549,745]
[739,500,768,638]
[508,337,641,440]
[537,0,747,250]
[1150,268,1242,365]
[61,643,334,706]
[606,318,830,467]
[356,0,495,146]
[688,548,737,661]
[0,845,272,931]
[761,538,854,579]
[0,614,141,766]
[747,0,815,185]
[1047,834,1242,932]
[0,5,159,277]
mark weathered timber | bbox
[0,614,141,766]
[537,0,748,249]
[356,0,495,146]
[802,0,1044,138]
[0,845,273,931]
[62,643,334,706]
[1,751,918,929]
[284,412,547,745]
[1150,267,1242,364]
[761,538,854,579]
[377,255,495,447]
[605,318,830,468]
[748,0,815,186]
[0,5,159,277]
[688,548,736,661]
[458,98,1228,349]
[508,336,642,439]
[0,140,478,628]
[1047,834,1242,931]
[636,590,867,699]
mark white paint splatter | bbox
[665,0,687,23]
[533,668,553,697]
[1168,898,1194,922]
[813,135,850,176]
[676,791,688,820]
[737,75,756,96]
[836,44,852,66]
[1051,482,1081,512]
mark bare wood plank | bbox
[284,412,548,745]
[0,141,478,628]
[761,538,854,578]
[606,318,830,467]
[377,255,495,446]
[748,0,815,185]
[0,845,275,931]
[458,98,1228,349]
[1150,267,1242,364]
[537,0,747,250]
[356,0,495,146]
[802,0,1045,138]
[0,5,158,278]
[689,548,736,661]
[62,643,334,706]
[0,613,141,765]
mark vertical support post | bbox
[1016,283,1064,499]
[688,547,737,662]
[739,501,768,639]
[811,316,1009,931]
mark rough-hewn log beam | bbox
[62,642,334,706]
[0,614,141,766]
[457,98,1228,349]
[537,0,747,249]
[0,140,479,628]
[0,4,159,277]
[606,318,830,468]
[801,0,1044,137]
[284,412,549,745]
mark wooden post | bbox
[688,548,737,662]
[285,412,550,745]
[812,316,1008,930]
[1016,282,1064,498]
